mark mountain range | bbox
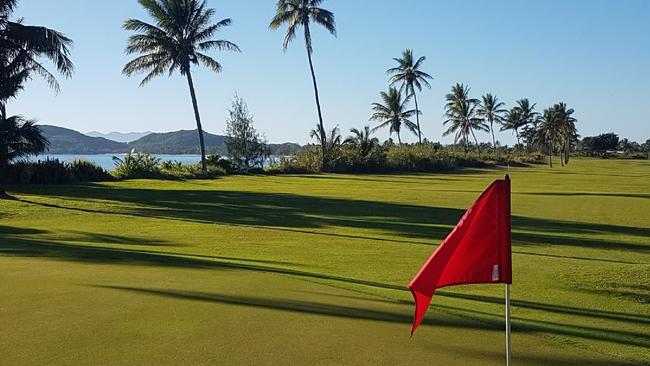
[40,125,302,156]
[86,131,153,143]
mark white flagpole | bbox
[505,284,512,366]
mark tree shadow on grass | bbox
[2,230,648,328]
[2,229,648,355]
[8,184,650,254]
[521,192,650,200]
[0,228,299,267]
[91,285,650,350]
[90,285,493,331]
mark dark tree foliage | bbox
[579,133,619,156]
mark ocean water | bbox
[32,154,279,171]
[33,154,205,171]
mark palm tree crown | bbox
[269,0,335,170]
[123,0,240,171]
[123,0,240,84]
[516,98,539,127]
[387,49,432,143]
[477,93,506,148]
[0,115,48,167]
[344,126,378,157]
[369,87,417,145]
[534,107,563,167]
[1,0,74,118]
[443,83,487,151]
[551,102,577,165]
[269,0,336,52]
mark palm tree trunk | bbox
[413,91,422,144]
[515,128,520,146]
[549,142,553,168]
[304,25,327,170]
[0,102,6,196]
[471,129,480,152]
[397,131,402,145]
[490,119,496,150]
[185,69,207,172]
[564,141,570,165]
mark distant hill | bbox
[268,142,302,155]
[40,125,303,156]
[86,131,152,143]
[40,125,129,154]
[128,130,227,154]
[128,130,303,156]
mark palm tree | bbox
[369,87,417,145]
[344,126,378,157]
[516,98,539,128]
[552,102,577,165]
[387,49,433,144]
[0,115,47,167]
[443,83,487,152]
[270,0,335,169]
[310,124,341,167]
[123,0,240,171]
[476,94,506,149]
[534,108,562,167]
[500,107,526,146]
[0,0,74,119]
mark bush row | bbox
[1,146,545,185]
[1,159,114,184]
[268,144,545,174]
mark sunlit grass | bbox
[1,158,648,365]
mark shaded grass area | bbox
[1,158,649,365]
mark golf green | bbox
[1,158,648,365]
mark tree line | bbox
[1,0,647,178]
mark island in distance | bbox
[39,125,303,156]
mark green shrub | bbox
[206,154,236,174]
[0,158,112,184]
[67,160,113,182]
[160,160,226,179]
[385,145,458,172]
[268,143,541,174]
[267,148,322,174]
[331,145,386,173]
[112,152,162,180]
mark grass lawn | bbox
[1,158,649,365]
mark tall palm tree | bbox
[123,0,240,171]
[443,83,487,152]
[269,0,335,169]
[477,93,506,149]
[369,87,417,145]
[387,49,433,144]
[534,108,562,167]
[0,0,74,119]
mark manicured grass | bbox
[1,158,648,365]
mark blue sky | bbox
[8,0,650,144]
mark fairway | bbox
[1,158,649,365]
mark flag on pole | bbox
[408,176,512,335]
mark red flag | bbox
[408,176,512,335]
